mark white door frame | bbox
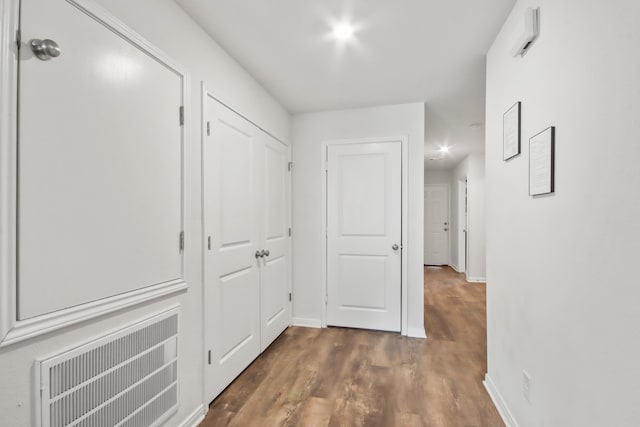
[320,136,409,336]
[424,184,451,266]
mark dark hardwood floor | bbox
[200,266,503,427]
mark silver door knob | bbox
[261,249,270,257]
[392,244,399,250]
[30,39,61,61]
[255,250,263,258]
[444,228,448,231]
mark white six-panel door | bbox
[424,185,450,265]
[203,95,290,401]
[326,141,402,332]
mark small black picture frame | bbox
[529,126,555,196]
[503,101,521,161]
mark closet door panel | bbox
[259,134,291,351]
[204,97,261,401]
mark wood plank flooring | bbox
[200,266,504,427]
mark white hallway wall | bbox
[450,154,485,280]
[0,0,290,425]
[291,103,425,337]
[486,0,640,426]
[424,169,452,186]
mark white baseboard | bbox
[407,326,427,339]
[177,404,207,427]
[292,317,322,328]
[450,263,460,273]
[467,276,486,283]
[483,374,519,427]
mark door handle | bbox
[444,228,448,231]
[30,39,61,61]
[261,249,270,257]
[255,250,263,258]
[392,244,399,251]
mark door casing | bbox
[320,136,409,336]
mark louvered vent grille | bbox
[38,309,179,427]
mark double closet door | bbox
[203,96,291,401]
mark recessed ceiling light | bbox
[333,23,354,41]
[439,146,449,154]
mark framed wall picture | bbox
[529,126,555,196]
[503,101,521,160]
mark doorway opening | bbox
[423,184,450,266]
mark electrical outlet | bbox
[522,370,532,402]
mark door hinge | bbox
[288,227,292,237]
[207,235,212,250]
[179,231,185,252]
[15,30,21,49]
[325,295,328,305]
[288,162,293,172]
[207,350,211,365]
[324,161,328,172]
[206,121,210,136]
[289,292,292,302]
[179,106,184,126]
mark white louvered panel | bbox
[37,309,179,427]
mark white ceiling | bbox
[176,0,515,170]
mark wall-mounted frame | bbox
[503,101,521,160]
[0,0,189,347]
[529,126,555,196]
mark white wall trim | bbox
[292,317,323,328]
[407,327,427,339]
[1,280,188,348]
[177,404,207,427]
[320,136,410,336]
[0,0,19,349]
[0,0,189,348]
[483,374,520,427]
[467,276,487,283]
[449,263,461,273]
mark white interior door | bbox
[326,141,402,332]
[18,0,184,319]
[458,179,467,273]
[204,97,261,400]
[424,185,450,265]
[259,133,291,351]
